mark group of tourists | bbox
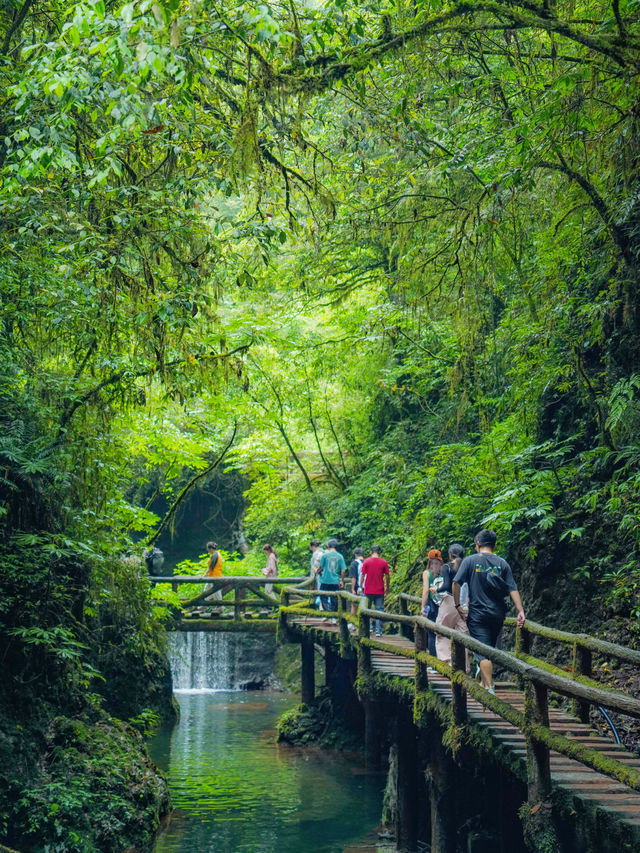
[177,527,526,695]
[421,530,526,692]
[309,538,390,636]
[310,528,525,695]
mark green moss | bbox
[276,689,361,750]
[518,802,562,853]
[4,712,169,853]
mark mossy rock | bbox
[277,689,362,750]
[3,712,170,853]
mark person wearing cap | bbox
[315,538,346,618]
[360,545,390,637]
[452,529,525,695]
[421,548,444,656]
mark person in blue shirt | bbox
[314,538,346,618]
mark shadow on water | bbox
[149,692,387,853]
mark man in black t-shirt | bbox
[453,529,525,694]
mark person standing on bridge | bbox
[262,544,278,597]
[360,545,390,637]
[435,544,469,664]
[421,549,444,657]
[315,538,345,619]
[452,529,525,695]
[197,541,223,614]
[309,539,324,610]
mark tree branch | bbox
[146,423,238,546]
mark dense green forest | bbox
[1,0,640,848]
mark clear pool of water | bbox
[149,691,386,853]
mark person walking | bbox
[195,541,223,614]
[309,539,324,610]
[314,538,345,618]
[344,547,365,631]
[435,544,469,663]
[453,529,526,694]
[360,545,390,637]
[421,549,444,656]
[262,544,278,596]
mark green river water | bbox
[149,692,387,853]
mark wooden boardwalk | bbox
[291,617,640,834]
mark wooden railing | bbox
[150,574,310,619]
[279,587,640,802]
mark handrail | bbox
[149,575,308,585]
[359,607,640,719]
[505,616,640,666]
[280,590,640,797]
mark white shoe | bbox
[427,667,437,674]
[487,685,496,695]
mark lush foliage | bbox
[2,0,640,846]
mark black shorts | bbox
[467,616,503,660]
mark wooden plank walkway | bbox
[291,618,640,830]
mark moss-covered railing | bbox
[150,574,310,620]
[280,586,640,805]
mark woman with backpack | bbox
[435,544,469,663]
[421,549,444,657]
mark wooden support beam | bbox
[280,590,290,640]
[358,611,371,677]
[414,623,428,693]
[396,709,419,851]
[325,646,338,685]
[525,681,552,804]
[234,586,246,620]
[399,596,414,640]
[451,639,467,725]
[337,594,351,652]
[301,640,315,705]
[364,697,382,769]
[429,735,456,853]
[573,643,592,723]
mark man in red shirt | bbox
[360,545,390,637]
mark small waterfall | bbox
[168,631,277,692]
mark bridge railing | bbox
[397,591,640,722]
[150,575,309,619]
[279,589,640,801]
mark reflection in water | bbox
[150,692,385,853]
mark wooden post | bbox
[400,596,412,639]
[573,642,592,723]
[428,732,456,853]
[234,585,246,620]
[451,639,467,725]
[279,590,290,639]
[364,697,381,769]
[337,594,350,651]
[301,640,315,705]
[358,612,371,677]
[516,625,532,689]
[325,645,338,686]
[524,679,552,804]
[414,623,428,693]
[395,709,418,851]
